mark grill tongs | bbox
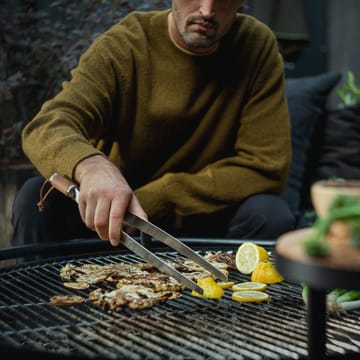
[49,173,228,294]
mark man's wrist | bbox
[74,154,106,183]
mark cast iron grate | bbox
[0,247,359,359]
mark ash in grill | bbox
[0,248,360,360]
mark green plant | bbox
[0,0,171,121]
[336,70,360,108]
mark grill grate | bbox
[0,247,359,359]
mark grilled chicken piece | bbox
[50,294,85,306]
[89,285,181,311]
[60,263,148,284]
[63,282,90,290]
[204,251,236,270]
[116,272,183,292]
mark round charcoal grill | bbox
[0,238,359,360]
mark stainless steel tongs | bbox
[49,173,228,294]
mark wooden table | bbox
[275,228,360,360]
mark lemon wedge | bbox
[235,242,269,274]
[250,260,284,284]
[231,282,267,292]
[232,290,270,303]
[191,276,224,299]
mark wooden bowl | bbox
[311,180,360,218]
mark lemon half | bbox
[235,242,269,274]
[232,290,270,303]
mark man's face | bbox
[171,0,244,52]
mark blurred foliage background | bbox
[0,0,171,161]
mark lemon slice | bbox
[232,290,270,302]
[235,242,269,274]
[217,281,235,289]
[231,282,267,292]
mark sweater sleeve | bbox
[21,37,121,180]
[135,29,291,220]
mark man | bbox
[12,0,295,246]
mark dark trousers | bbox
[11,176,295,245]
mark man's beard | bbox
[181,16,218,49]
[181,31,215,49]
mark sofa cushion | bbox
[312,102,360,181]
[299,100,360,217]
[282,72,342,220]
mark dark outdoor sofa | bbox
[282,72,360,228]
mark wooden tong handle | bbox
[49,173,79,200]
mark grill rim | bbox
[0,238,277,262]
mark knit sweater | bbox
[22,10,291,223]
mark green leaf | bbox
[301,283,308,305]
[337,290,360,303]
[336,70,360,107]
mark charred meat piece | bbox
[50,294,85,307]
[116,272,184,292]
[63,282,90,290]
[60,263,148,284]
[89,285,181,311]
[204,251,236,269]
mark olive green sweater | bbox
[22,10,291,223]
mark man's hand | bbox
[74,155,147,246]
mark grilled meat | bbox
[50,294,85,306]
[63,281,90,290]
[54,252,230,312]
[60,263,148,284]
[116,272,184,292]
[89,285,181,311]
[204,251,236,270]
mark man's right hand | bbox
[74,155,147,246]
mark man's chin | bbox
[185,34,215,50]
